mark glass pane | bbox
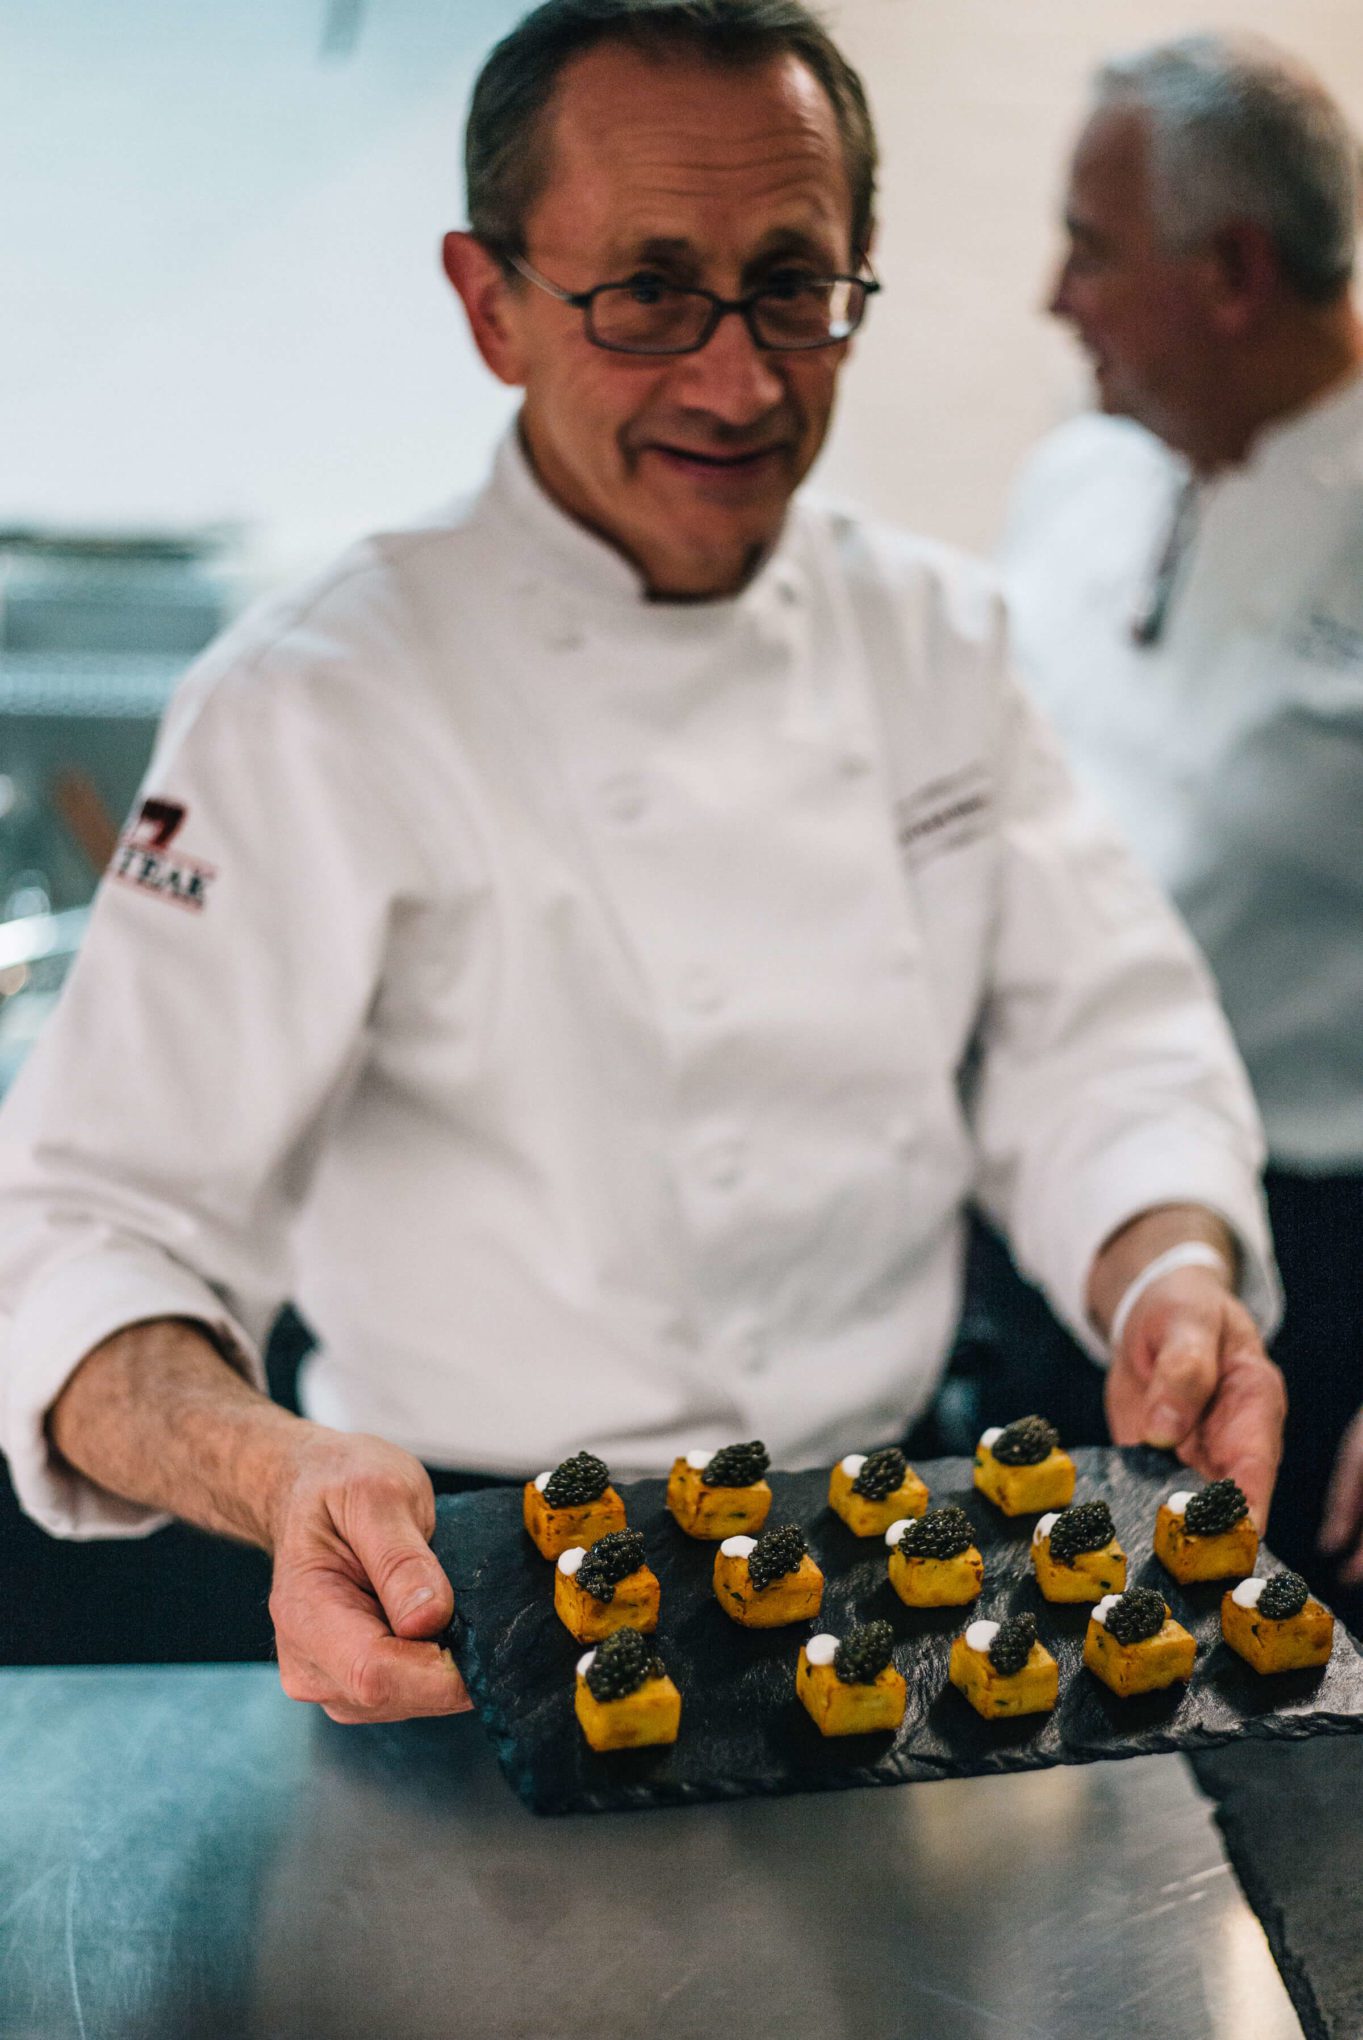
[591,285,710,351]
[755,279,862,347]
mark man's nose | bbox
[670,305,789,423]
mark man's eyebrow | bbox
[604,228,842,278]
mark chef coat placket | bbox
[500,538,970,1447]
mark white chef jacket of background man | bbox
[1001,376,1363,1172]
[996,27,1362,1605]
[0,423,1278,1538]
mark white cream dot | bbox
[884,1517,912,1548]
[557,1546,586,1577]
[533,1470,552,1492]
[576,1650,596,1678]
[685,1449,713,1471]
[1232,1577,1267,1609]
[979,1427,1002,1450]
[840,1453,867,1478]
[965,1620,999,1653]
[721,1535,757,1559]
[1091,1594,1121,1628]
[1167,1491,1193,1517]
[805,1634,839,1666]
[1033,1512,1059,1545]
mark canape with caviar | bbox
[1154,1478,1258,1584]
[972,1416,1075,1517]
[886,1505,984,1607]
[523,1452,627,1560]
[827,1446,929,1536]
[667,1441,773,1540]
[554,1529,661,1644]
[574,1627,682,1752]
[712,1523,824,1628]
[798,1620,907,1736]
[949,1613,1058,1720]
[1221,1571,1335,1674]
[1031,1500,1127,1604]
[1083,1587,1196,1697]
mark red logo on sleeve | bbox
[109,798,216,912]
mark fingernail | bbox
[1143,1404,1184,1447]
[398,1587,435,1620]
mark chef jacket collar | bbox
[1235,364,1363,487]
[484,417,800,624]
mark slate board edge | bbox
[1190,1757,1331,2040]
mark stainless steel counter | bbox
[0,1665,1302,2040]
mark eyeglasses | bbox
[505,252,880,355]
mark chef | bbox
[1001,32,1363,1612]
[0,0,1283,1724]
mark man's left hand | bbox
[1104,1266,1286,1531]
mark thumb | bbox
[349,1489,456,1639]
[1140,1324,1219,1450]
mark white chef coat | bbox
[1001,375,1363,1172]
[0,427,1278,1538]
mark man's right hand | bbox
[267,1427,472,1723]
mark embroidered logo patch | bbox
[894,766,992,869]
[109,798,216,912]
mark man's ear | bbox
[1203,220,1280,338]
[442,231,528,387]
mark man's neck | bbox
[1182,299,1363,477]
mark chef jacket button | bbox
[735,1323,767,1374]
[599,771,649,823]
[888,1116,917,1159]
[701,1135,746,1189]
[775,577,801,607]
[546,626,584,652]
[678,965,724,1015]
[840,751,872,777]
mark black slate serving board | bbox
[434,1445,1363,1816]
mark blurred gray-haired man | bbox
[1002,32,1363,1615]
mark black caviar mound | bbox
[896,1505,974,1561]
[990,1416,1060,1467]
[834,1620,896,1686]
[1183,1478,1249,1536]
[576,1529,646,1604]
[543,1452,610,1508]
[851,1446,907,1501]
[703,1441,770,1488]
[987,1613,1037,1676]
[1103,1586,1166,1646]
[747,1524,807,1592]
[1048,1500,1116,1566]
[1258,1571,1311,1622]
[583,1626,663,1703]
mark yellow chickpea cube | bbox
[827,1455,929,1536]
[948,1630,1059,1719]
[797,1644,907,1736]
[1154,1502,1258,1584]
[666,1458,772,1540]
[574,1670,681,1752]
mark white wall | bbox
[4,1,1361,572]
[824,0,1363,547]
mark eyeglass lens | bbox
[588,277,867,353]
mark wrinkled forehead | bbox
[530,41,855,269]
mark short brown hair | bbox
[465,0,877,263]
